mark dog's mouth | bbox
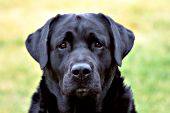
[75,88,89,97]
[62,73,102,97]
[74,87,101,98]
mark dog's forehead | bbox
[50,13,110,46]
[59,13,100,24]
[52,13,107,35]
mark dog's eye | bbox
[58,41,67,49]
[94,41,103,48]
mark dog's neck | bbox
[69,96,98,113]
[42,67,120,113]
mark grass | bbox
[0,0,170,113]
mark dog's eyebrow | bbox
[87,32,107,44]
[52,31,73,45]
[50,33,65,47]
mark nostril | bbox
[71,63,92,79]
[72,69,80,75]
[83,68,91,75]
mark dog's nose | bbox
[71,63,92,80]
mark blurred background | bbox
[0,0,170,113]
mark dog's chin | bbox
[63,88,101,98]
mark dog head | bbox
[26,13,134,97]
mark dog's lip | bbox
[75,88,89,97]
[76,88,89,93]
[76,88,89,92]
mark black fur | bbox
[29,68,136,113]
[26,13,137,113]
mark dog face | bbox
[26,13,134,97]
[49,14,112,97]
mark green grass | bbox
[0,0,170,113]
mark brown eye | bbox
[94,41,103,48]
[58,42,67,49]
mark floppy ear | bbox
[99,13,135,66]
[25,15,60,69]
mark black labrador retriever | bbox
[26,13,137,113]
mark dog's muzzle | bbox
[62,61,101,97]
